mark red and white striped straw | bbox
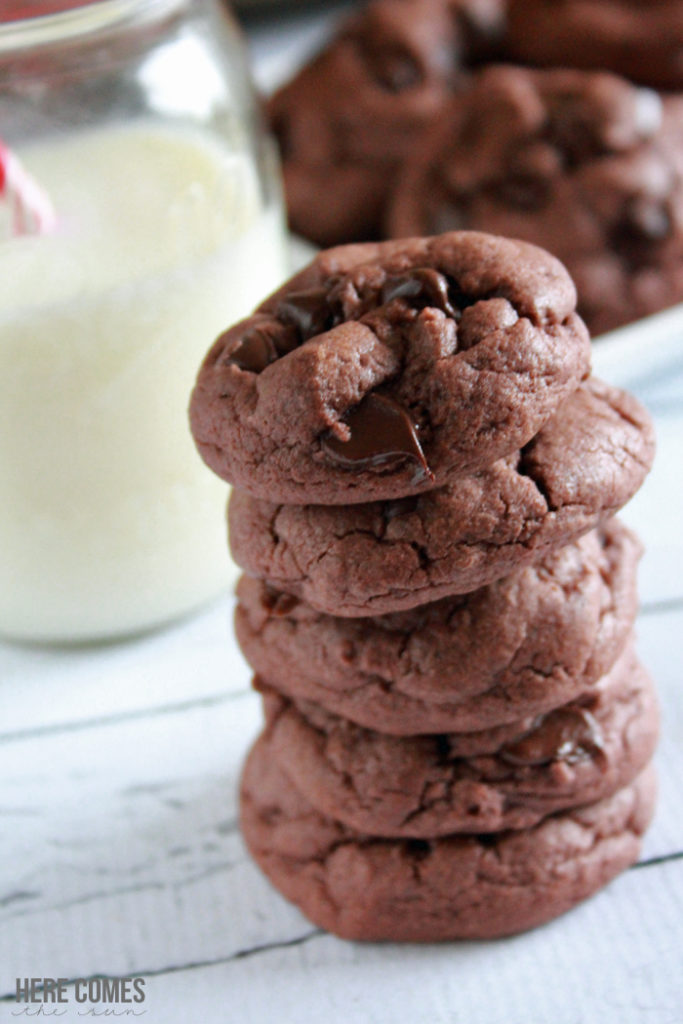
[0,138,56,237]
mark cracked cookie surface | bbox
[190,232,590,505]
[259,644,658,837]
[240,736,656,941]
[228,378,654,615]
[388,67,683,335]
[236,520,641,734]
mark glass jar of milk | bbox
[0,0,288,643]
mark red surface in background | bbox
[1,1,101,22]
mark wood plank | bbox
[0,594,249,737]
[1,605,681,987]
[2,860,681,1023]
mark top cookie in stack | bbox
[190,232,591,505]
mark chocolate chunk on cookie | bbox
[388,67,683,334]
[236,520,641,734]
[228,379,655,615]
[505,0,683,92]
[240,735,656,941]
[190,232,590,505]
[268,0,504,246]
[259,644,658,837]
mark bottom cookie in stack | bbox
[241,734,656,942]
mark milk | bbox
[0,124,287,642]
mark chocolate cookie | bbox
[259,644,658,837]
[236,520,641,734]
[240,735,656,941]
[228,379,655,615]
[389,67,683,335]
[190,232,590,505]
[268,0,504,246]
[505,0,683,92]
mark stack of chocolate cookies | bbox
[189,230,658,941]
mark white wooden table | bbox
[2,8,683,1023]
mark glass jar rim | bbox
[0,0,189,52]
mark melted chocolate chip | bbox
[381,267,456,317]
[321,392,432,483]
[226,325,278,373]
[499,707,604,767]
[277,287,335,340]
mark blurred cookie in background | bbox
[267,0,504,246]
[388,66,683,334]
